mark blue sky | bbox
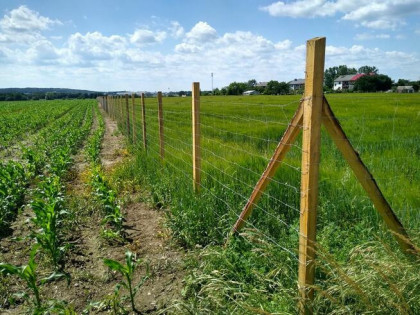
[0,0,419,91]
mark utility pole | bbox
[211,72,214,95]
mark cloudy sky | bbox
[0,0,419,91]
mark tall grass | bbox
[111,93,419,313]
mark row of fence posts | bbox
[99,85,201,193]
[102,92,148,150]
[97,37,416,315]
[98,80,319,313]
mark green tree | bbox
[226,82,248,95]
[247,79,257,89]
[396,79,410,86]
[358,65,378,74]
[324,65,357,89]
[354,74,392,92]
[264,80,290,95]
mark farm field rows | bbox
[0,93,419,314]
[0,100,78,152]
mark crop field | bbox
[0,93,419,314]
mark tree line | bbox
[0,92,103,102]
[214,65,418,95]
[213,79,292,96]
[324,65,419,92]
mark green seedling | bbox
[0,160,28,233]
[0,245,65,312]
[103,251,149,314]
[31,175,67,270]
[91,169,124,235]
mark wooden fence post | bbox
[125,94,130,138]
[112,96,115,119]
[111,96,114,118]
[141,93,147,150]
[120,96,123,126]
[157,92,164,159]
[131,94,136,143]
[192,82,201,192]
[298,37,326,315]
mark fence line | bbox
[97,37,418,314]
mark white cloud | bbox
[174,43,201,53]
[0,6,62,45]
[185,21,217,43]
[261,0,420,30]
[275,39,293,50]
[354,33,391,40]
[0,5,61,33]
[25,40,61,64]
[68,32,127,60]
[130,29,166,45]
[169,21,184,38]
[260,0,336,18]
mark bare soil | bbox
[0,106,186,314]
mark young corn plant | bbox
[30,175,67,270]
[90,167,124,241]
[103,251,149,314]
[0,245,65,313]
[0,160,28,234]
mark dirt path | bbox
[100,110,125,170]
[99,107,186,312]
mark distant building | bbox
[396,86,414,93]
[333,73,366,91]
[255,82,268,89]
[243,90,260,95]
[288,79,305,91]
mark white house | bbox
[255,82,268,89]
[333,73,366,91]
[396,86,414,93]
[288,79,305,91]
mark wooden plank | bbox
[157,91,164,159]
[192,82,201,193]
[231,101,303,233]
[141,93,147,150]
[125,94,130,138]
[322,97,418,256]
[131,94,136,143]
[298,36,326,315]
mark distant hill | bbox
[0,87,103,94]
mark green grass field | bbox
[111,92,419,313]
[1,93,418,313]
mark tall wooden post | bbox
[157,92,164,159]
[119,96,123,125]
[298,37,326,315]
[192,82,201,192]
[125,94,130,138]
[112,96,115,119]
[111,96,114,118]
[141,93,147,150]
[131,94,136,143]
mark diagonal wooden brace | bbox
[230,101,304,234]
[322,97,418,257]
